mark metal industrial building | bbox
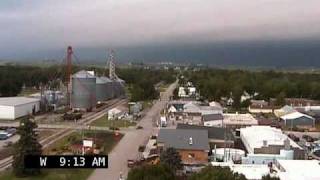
[240,126,305,164]
[71,70,96,110]
[112,78,125,98]
[281,111,315,127]
[96,76,113,102]
[0,97,40,120]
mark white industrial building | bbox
[0,97,40,120]
[240,126,304,165]
[211,162,270,180]
[275,160,320,180]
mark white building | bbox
[178,87,187,97]
[275,160,320,180]
[240,126,304,165]
[0,97,40,120]
[160,116,167,127]
[211,162,270,180]
[178,86,197,98]
[107,108,124,120]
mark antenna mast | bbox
[108,50,116,80]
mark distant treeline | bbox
[0,65,176,101]
[118,68,176,101]
[184,69,320,104]
[0,65,67,96]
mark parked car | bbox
[127,159,135,168]
[0,132,9,140]
[288,133,300,142]
[109,127,120,131]
[6,128,16,135]
[303,135,315,142]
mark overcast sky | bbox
[0,0,320,59]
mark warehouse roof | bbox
[223,113,258,126]
[277,160,320,180]
[211,162,270,180]
[202,113,223,122]
[176,123,234,141]
[281,111,314,120]
[158,129,209,151]
[240,126,302,153]
[0,97,40,106]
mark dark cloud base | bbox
[1,39,320,68]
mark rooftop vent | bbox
[263,140,268,147]
[189,137,193,145]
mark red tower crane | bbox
[66,46,73,108]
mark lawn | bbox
[0,130,123,180]
[90,116,136,128]
[18,88,39,96]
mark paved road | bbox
[0,135,19,151]
[89,81,177,180]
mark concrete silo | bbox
[71,70,96,110]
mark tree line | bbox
[183,69,320,106]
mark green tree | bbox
[160,147,182,173]
[232,86,243,110]
[127,164,175,180]
[13,116,42,177]
[173,87,179,100]
[262,174,280,180]
[189,166,247,180]
[275,91,286,106]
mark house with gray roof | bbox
[176,123,234,148]
[157,129,210,165]
[202,113,224,127]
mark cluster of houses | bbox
[177,82,198,99]
[167,100,258,128]
[148,86,320,179]
[249,98,319,129]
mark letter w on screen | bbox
[39,157,47,167]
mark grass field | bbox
[90,116,136,128]
[0,131,123,180]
